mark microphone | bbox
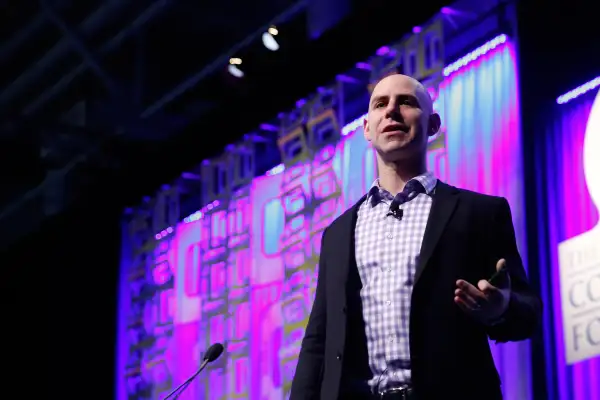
[203,342,224,362]
[163,343,225,400]
[387,198,403,220]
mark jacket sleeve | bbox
[290,228,329,400]
[486,198,543,342]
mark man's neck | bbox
[377,158,427,195]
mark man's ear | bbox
[428,113,441,137]
[363,117,371,141]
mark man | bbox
[290,74,542,399]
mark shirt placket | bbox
[384,203,403,375]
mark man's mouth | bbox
[382,124,409,134]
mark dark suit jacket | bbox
[290,181,542,400]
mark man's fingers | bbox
[455,288,481,309]
[456,264,511,320]
[454,295,485,315]
[456,280,486,300]
[496,258,507,272]
[492,259,512,290]
[478,279,496,293]
[454,296,474,313]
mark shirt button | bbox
[387,267,392,272]
[386,300,391,305]
[387,232,393,239]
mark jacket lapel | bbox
[414,181,459,285]
[333,195,367,289]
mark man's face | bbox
[363,74,439,163]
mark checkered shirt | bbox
[354,172,437,392]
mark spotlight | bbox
[228,57,244,78]
[262,26,279,51]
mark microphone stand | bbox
[163,358,209,400]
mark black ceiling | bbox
[0,0,454,246]
[0,0,303,117]
[0,0,307,235]
[0,0,304,175]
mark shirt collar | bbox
[367,171,437,206]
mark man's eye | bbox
[375,102,385,108]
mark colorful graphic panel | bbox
[118,38,529,400]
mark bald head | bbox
[363,73,441,164]
[370,73,433,114]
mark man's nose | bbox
[385,103,403,120]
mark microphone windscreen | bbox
[203,343,224,362]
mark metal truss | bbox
[0,1,173,247]
[0,0,303,247]
[0,0,131,110]
[24,0,171,116]
[0,0,70,63]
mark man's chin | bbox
[382,142,411,153]
[376,145,412,161]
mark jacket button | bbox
[342,306,347,314]
[336,353,342,361]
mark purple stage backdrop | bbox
[118,38,532,399]
[536,84,600,400]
